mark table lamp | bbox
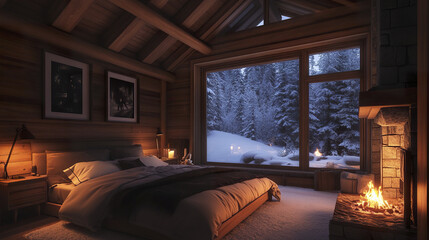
[2,125,35,179]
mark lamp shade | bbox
[19,125,35,140]
[156,127,163,136]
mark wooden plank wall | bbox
[0,29,162,176]
[167,65,191,140]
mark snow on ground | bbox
[207,130,360,169]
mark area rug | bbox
[25,186,338,240]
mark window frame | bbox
[192,38,370,172]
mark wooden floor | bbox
[0,214,59,240]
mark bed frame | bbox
[43,191,270,239]
[38,144,272,239]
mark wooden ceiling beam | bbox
[137,1,200,64]
[141,35,177,64]
[278,9,301,18]
[212,1,369,45]
[52,0,94,32]
[164,0,251,71]
[233,5,262,32]
[102,0,169,52]
[331,0,355,6]
[182,0,218,29]
[284,0,328,13]
[260,0,282,24]
[150,0,169,9]
[0,12,175,82]
[103,15,145,52]
[263,0,270,24]
[275,2,313,15]
[109,0,211,55]
[139,0,217,64]
[203,0,253,40]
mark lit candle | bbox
[168,150,175,159]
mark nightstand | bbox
[0,175,47,223]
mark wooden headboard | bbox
[32,143,146,176]
[1,139,154,177]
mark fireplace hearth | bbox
[329,194,416,240]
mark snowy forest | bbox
[206,47,361,168]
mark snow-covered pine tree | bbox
[254,63,277,143]
[310,81,340,155]
[212,68,243,134]
[274,59,300,154]
[206,72,222,131]
[333,79,360,155]
[241,66,258,140]
[309,48,360,156]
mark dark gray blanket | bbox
[111,167,262,215]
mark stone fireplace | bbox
[371,107,411,199]
[330,94,417,240]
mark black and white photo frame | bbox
[44,52,90,120]
[107,71,138,123]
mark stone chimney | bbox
[372,107,410,199]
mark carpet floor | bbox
[25,186,338,240]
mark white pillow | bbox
[140,155,168,167]
[63,161,120,185]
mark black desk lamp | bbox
[2,125,35,179]
[156,128,163,158]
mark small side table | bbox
[0,175,47,223]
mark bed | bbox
[35,145,280,240]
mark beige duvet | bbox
[59,165,280,239]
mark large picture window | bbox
[202,43,364,170]
[207,59,299,167]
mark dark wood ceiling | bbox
[0,0,364,80]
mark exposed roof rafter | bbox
[102,0,170,53]
[52,0,94,32]
[109,0,212,55]
[164,0,252,71]
[103,16,145,52]
[331,0,355,6]
[232,4,262,32]
[139,0,218,64]
[141,35,177,64]
[260,0,282,24]
[275,2,313,15]
[284,0,328,13]
[0,11,175,82]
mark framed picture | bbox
[44,52,90,120]
[107,71,138,123]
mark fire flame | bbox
[314,148,322,157]
[359,181,392,210]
